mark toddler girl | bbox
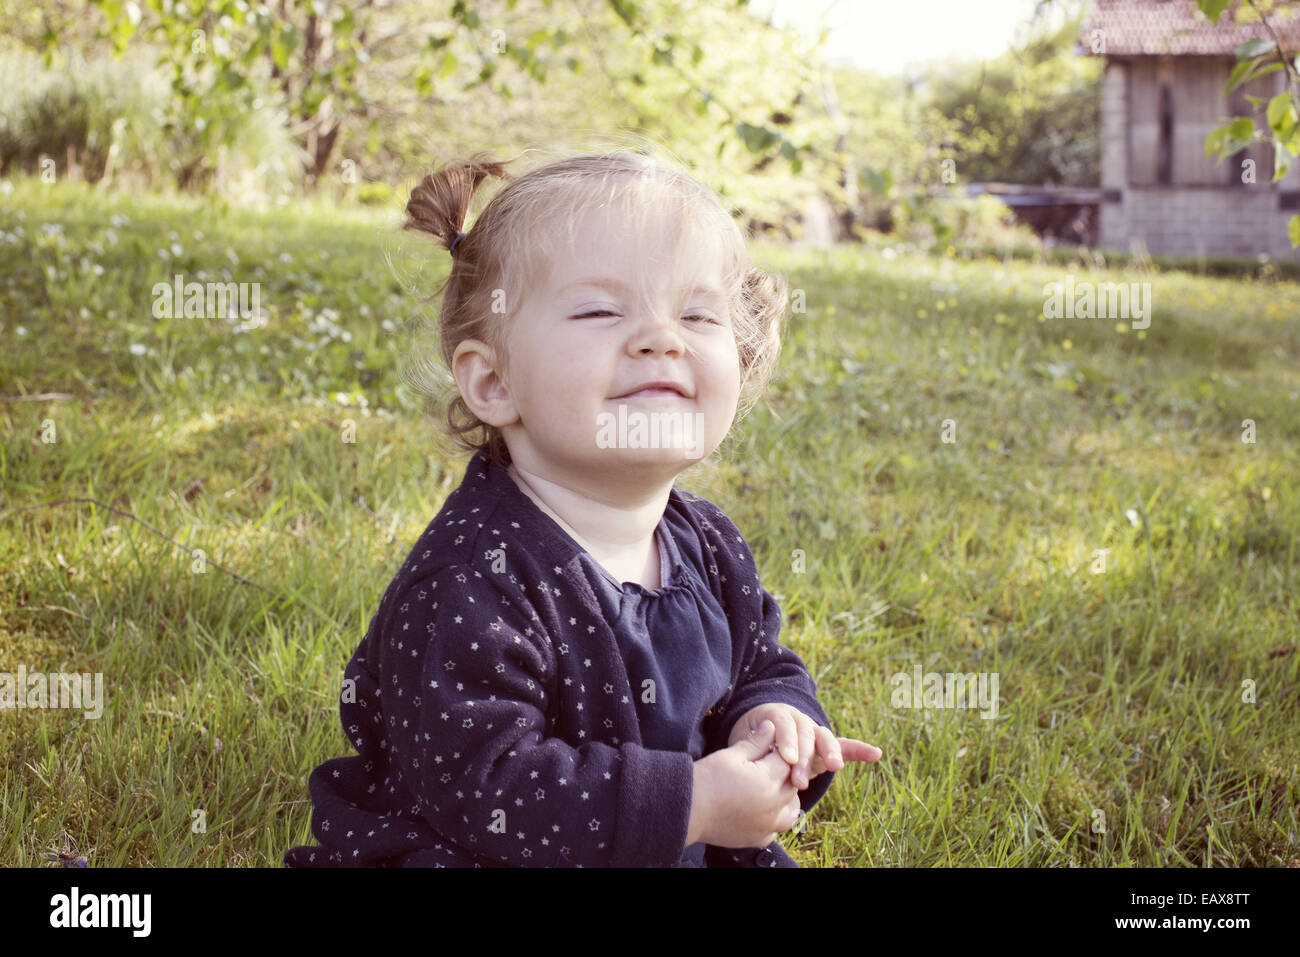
[283,148,880,868]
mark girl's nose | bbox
[627,308,686,357]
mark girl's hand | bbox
[692,719,804,849]
[726,703,882,789]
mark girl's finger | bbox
[838,737,883,763]
[807,752,828,779]
[775,711,801,765]
[793,715,817,787]
[815,725,843,772]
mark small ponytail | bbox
[402,151,514,258]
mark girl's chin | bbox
[587,446,711,465]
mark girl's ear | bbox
[452,339,519,428]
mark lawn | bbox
[2,177,1297,866]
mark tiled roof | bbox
[1079,0,1300,56]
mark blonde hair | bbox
[400,146,788,469]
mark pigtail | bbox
[402,151,514,257]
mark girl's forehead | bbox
[546,206,727,289]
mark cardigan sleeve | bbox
[378,565,695,868]
[702,580,838,815]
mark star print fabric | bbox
[283,449,835,868]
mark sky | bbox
[746,0,1063,75]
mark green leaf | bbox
[1266,92,1298,139]
[218,63,245,90]
[1198,0,1232,24]
[736,122,779,152]
[1228,116,1255,141]
[1288,214,1300,248]
[859,166,893,195]
[1225,59,1254,95]
[1205,123,1228,158]
[1226,58,1283,95]
[1208,118,1256,160]
[608,0,637,28]
[439,50,458,79]
[1234,38,1275,60]
[1271,138,1291,183]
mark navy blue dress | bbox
[579,511,732,866]
[283,449,836,868]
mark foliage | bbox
[895,192,1044,253]
[920,14,1102,186]
[1199,0,1300,246]
[0,44,300,197]
[77,0,817,194]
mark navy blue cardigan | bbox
[284,449,836,867]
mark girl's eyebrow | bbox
[558,277,727,304]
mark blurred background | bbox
[3,0,1297,870]
[0,0,1109,250]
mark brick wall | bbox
[1097,58,1300,260]
[1100,188,1300,259]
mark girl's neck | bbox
[505,460,668,587]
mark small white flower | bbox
[279,252,293,263]
[16,326,28,337]
[1125,509,1140,527]
[129,343,148,356]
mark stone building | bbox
[1080,0,1300,259]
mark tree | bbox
[82,0,820,193]
[1198,0,1300,246]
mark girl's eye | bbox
[572,310,719,324]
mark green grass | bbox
[2,176,1297,867]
